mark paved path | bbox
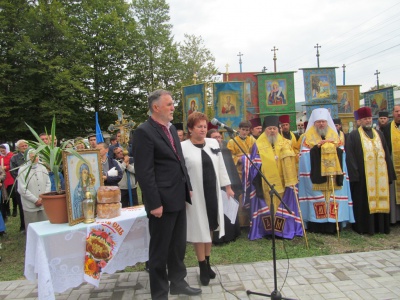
[1,249,399,300]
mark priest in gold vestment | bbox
[381,104,400,223]
[346,107,396,234]
[242,116,303,240]
[298,108,355,233]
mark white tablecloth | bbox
[24,207,149,300]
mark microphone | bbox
[211,118,237,134]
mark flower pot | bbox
[41,192,69,224]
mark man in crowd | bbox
[177,130,184,142]
[207,128,241,244]
[377,111,389,131]
[298,108,354,233]
[87,133,97,149]
[242,116,303,240]
[249,118,262,140]
[382,104,400,224]
[96,142,122,186]
[297,120,305,135]
[333,118,346,146]
[354,110,361,129]
[346,107,395,234]
[227,120,256,174]
[39,133,50,145]
[173,123,185,142]
[279,114,299,144]
[133,90,200,299]
[113,146,138,207]
[108,135,119,157]
[381,104,400,224]
[227,120,256,227]
[10,140,28,232]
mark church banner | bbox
[223,72,259,120]
[337,85,361,133]
[301,67,338,119]
[363,86,394,119]
[212,82,245,131]
[182,83,206,129]
[257,71,296,130]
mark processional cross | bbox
[271,46,278,72]
[107,108,136,150]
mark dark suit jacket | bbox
[133,117,192,213]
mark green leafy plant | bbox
[24,116,87,194]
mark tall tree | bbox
[178,34,218,87]
[65,0,140,132]
[175,34,218,121]
[131,0,181,121]
[0,0,38,141]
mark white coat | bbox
[181,138,231,243]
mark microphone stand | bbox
[226,130,295,300]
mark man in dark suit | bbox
[133,90,201,299]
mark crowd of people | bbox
[1,88,399,299]
[0,131,138,235]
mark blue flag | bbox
[95,112,104,143]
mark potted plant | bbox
[23,116,87,223]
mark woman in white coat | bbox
[181,112,234,286]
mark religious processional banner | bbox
[337,85,361,133]
[212,82,245,131]
[257,71,296,130]
[301,67,338,119]
[223,72,259,120]
[182,84,206,130]
[363,86,394,121]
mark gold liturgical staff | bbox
[82,192,95,223]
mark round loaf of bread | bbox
[97,186,121,203]
[97,203,121,219]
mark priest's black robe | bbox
[346,128,396,234]
[381,122,400,223]
[213,140,241,244]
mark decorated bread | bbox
[97,186,121,203]
[97,202,121,219]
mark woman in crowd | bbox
[18,149,51,230]
[0,144,15,220]
[0,166,6,235]
[181,112,234,286]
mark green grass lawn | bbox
[1,211,399,281]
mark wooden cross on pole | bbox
[314,43,321,68]
[374,70,380,89]
[237,52,244,73]
[342,64,346,85]
[271,46,278,72]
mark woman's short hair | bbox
[187,112,208,129]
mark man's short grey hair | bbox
[16,140,28,147]
[148,89,172,112]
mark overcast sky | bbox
[168,0,400,102]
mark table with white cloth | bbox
[24,206,149,300]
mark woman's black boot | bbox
[205,256,216,279]
[198,260,210,286]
